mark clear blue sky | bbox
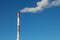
[0,0,60,40]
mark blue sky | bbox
[0,0,60,40]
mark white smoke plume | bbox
[20,0,60,13]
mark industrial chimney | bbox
[16,11,20,40]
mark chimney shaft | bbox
[17,11,20,40]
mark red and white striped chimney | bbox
[17,11,20,40]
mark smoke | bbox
[20,0,60,13]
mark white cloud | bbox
[50,0,60,6]
[20,0,60,13]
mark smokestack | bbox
[16,11,20,40]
